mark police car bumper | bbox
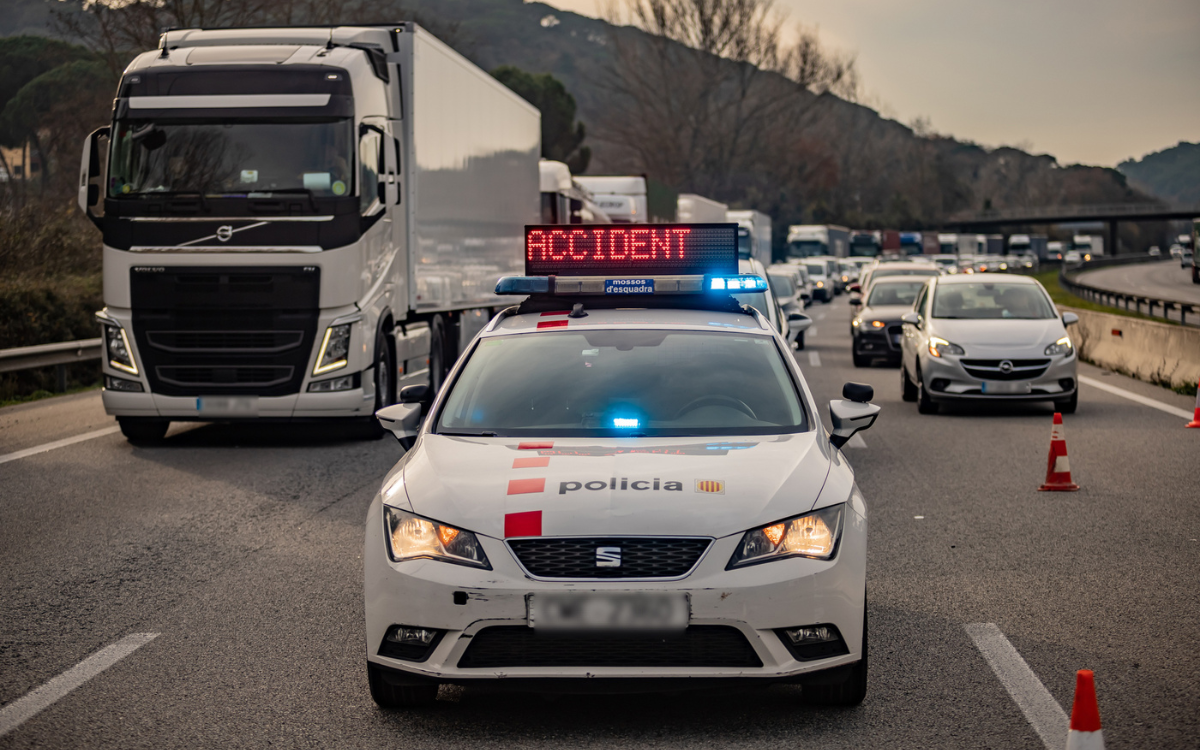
[364,496,867,684]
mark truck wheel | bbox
[916,367,939,414]
[118,418,168,444]
[802,608,867,706]
[901,366,918,402]
[368,333,395,439]
[367,664,438,709]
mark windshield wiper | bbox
[137,190,210,213]
[439,430,500,437]
[254,188,318,212]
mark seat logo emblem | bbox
[216,225,233,242]
[595,547,621,567]
[999,360,1014,374]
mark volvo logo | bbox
[215,225,234,242]
[595,547,622,568]
[999,360,1014,374]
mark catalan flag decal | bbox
[695,479,725,494]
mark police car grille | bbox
[457,626,762,668]
[508,537,710,578]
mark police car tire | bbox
[367,664,438,708]
[118,418,168,444]
[802,609,867,706]
[900,366,918,402]
[916,368,938,414]
[1055,389,1078,414]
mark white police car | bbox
[364,223,879,707]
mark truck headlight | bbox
[727,504,844,569]
[383,507,490,569]
[928,336,964,358]
[1044,336,1073,356]
[313,323,351,375]
[103,324,138,375]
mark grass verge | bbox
[0,382,102,409]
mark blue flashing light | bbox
[496,276,550,295]
[707,274,767,292]
[613,417,640,428]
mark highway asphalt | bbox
[2,294,1198,749]
[1076,259,1200,311]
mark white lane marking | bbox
[808,351,822,367]
[846,433,866,448]
[0,633,159,738]
[0,426,121,467]
[808,327,818,338]
[965,623,1067,750]
[1078,375,1193,419]
[913,515,924,519]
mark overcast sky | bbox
[542,0,1200,167]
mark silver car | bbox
[899,276,1079,414]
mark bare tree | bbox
[782,23,860,102]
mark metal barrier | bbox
[1059,258,1199,327]
[0,338,102,392]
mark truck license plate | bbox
[528,593,689,633]
[196,396,259,416]
[981,381,1031,394]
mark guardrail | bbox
[0,338,103,391]
[1059,258,1199,327]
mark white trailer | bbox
[676,193,728,223]
[539,160,610,225]
[786,225,850,259]
[726,209,772,265]
[78,24,540,441]
[574,175,648,223]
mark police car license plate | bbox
[981,381,1031,394]
[196,396,259,415]
[527,593,689,633]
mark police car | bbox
[364,224,880,707]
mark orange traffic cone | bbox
[1065,670,1104,749]
[1187,377,1200,428]
[1038,412,1080,491]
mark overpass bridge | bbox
[942,202,1200,253]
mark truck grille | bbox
[508,537,711,579]
[130,267,319,397]
[457,626,761,669]
[960,358,1050,381]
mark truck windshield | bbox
[108,119,354,198]
[788,240,824,258]
[438,330,807,437]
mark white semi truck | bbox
[676,193,728,223]
[786,224,850,259]
[726,209,772,265]
[77,24,540,442]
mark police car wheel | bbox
[802,608,868,706]
[900,366,918,402]
[367,664,438,708]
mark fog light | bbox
[386,626,438,646]
[105,375,143,392]
[784,625,838,645]
[307,374,355,392]
[379,625,444,662]
[776,623,849,661]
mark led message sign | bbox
[525,223,738,277]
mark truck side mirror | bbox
[78,126,109,229]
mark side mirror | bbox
[399,384,430,403]
[1061,312,1079,326]
[828,397,880,449]
[901,312,921,326]
[78,126,109,229]
[842,382,874,403]
[848,283,862,294]
[788,312,812,334]
[376,402,423,448]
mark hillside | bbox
[1118,142,1200,204]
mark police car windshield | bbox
[438,330,807,437]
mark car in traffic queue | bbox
[796,259,836,302]
[899,275,1079,414]
[364,223,878,708]
[850,277,929,367]
[767,267,809,349]
[775,262,815,309]
[850,261,941,316]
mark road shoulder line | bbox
[965,623,1066,750]
[0,633,159,738]
[0,426,121,467]
[1078,375,1192,419]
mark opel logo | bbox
[216,225,233,242]
[999,360,1014,374]
[595,547,622,568]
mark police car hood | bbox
[401,433,831,539]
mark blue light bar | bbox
[495,276,551,295]
[707,274,768,292]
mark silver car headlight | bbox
[1044,336,1074,356]
[103,323,138,375]
[313,323,351,375]
[928,336,965,358]
[383,506,490,569]
[727,504,844,569]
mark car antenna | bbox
[568,303,588,318]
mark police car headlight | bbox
[383,507,490,569]
[1044,336,1073,356]
[727,505,844,568]
[313,323,351,375]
